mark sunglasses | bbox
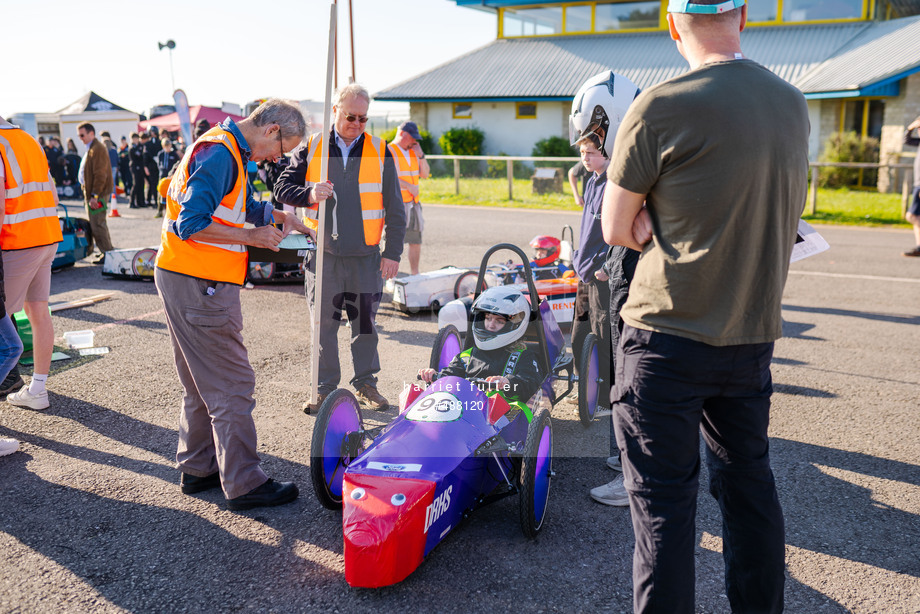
[342,113,368,124]
[277,128,284,159]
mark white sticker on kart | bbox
[366,462,422,472]
[406,392,462,423]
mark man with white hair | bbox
[155,99,313,511]
[275,84,405,413]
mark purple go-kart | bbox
[310,243,580,588]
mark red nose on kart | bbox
[343,473,436,588]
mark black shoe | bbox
[0,374,25,399]
[180,472,221,495]
[91,254,106,265]
[226,479,298,511]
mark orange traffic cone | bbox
[108,209,121,218]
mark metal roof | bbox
[375,18,920,101]
[794,15,920,94]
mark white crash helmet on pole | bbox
[470,287,530,351]
[569,70,641,158]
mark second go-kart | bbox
[310,243,578,588]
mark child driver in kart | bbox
[418,287,544,404]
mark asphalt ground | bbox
[0,201,918,613]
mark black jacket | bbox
[273,131,405,261]
[129,144,145,172]
[439,345,544,403]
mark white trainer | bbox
[7,388,49,410]
[606,455,623,472]
[590,474,629,507]
[0,438,20,457]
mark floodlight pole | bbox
[158,39,177,93]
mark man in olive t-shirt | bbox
[601,0,809,612]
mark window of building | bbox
[453,102,473,119]
[502,6,563,36]
[782,0,863,21]
[596,1,661,30]
[516,102,538,119]
[840,98,885,187]
[747,0,779,22]
[565,4,593,32]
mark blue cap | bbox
[667,0,744,13]
[398,121,422,141]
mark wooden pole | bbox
[348,0,356,82]
[903,169,912,216]
[454,158,460,195]
[310,2,336,409]
[809,166,818,215]
[333,0,338,90]
[507,159,513,200]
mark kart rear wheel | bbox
[520,408,553,538]
[131,248,157,277]
[453,271,484,299]
[430,324,462,371]
[577,333,601,427]
[310,389,365,510]
[248,261,275,284]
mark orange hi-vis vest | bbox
[387,143,420,205]
[301,132,386,246]
[155,126,248,285]
[0,126,62,250]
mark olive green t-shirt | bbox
[608,59,809,346]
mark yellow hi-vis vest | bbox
[0,127,62,250]
[387,143,420,205]
[155,126,248,285]
[301,132,386,246]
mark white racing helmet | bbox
[569,70,641,158]
[470,287,530,351]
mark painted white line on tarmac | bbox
[789,270,920,284]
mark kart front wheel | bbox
[310,389,365,510]
[430,324,462,371]
[520,408,553,538]
[577,333,601,427]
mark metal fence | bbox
[427,155,915,215]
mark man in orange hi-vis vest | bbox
[0,115,63,411]
[274,84,405,413]
[155,99,313,511]
[388,121,429,275]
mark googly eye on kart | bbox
[312,243,579,589]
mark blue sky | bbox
[1,0,495,116]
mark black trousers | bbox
[145,167,160,205]
[130,170,146,208]
[613,324,785,614]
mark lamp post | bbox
[158,39,176,92]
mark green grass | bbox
[802,188,909,226]
[421,178,910,227]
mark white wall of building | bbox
[423,101,569,156]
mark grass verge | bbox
[421,178,910,227]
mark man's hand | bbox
[418,368,436,383]
[485,375,511,390]
[88,197,103,211]
[247,225,283,251]
[309,181,333,204]
[594,269,609,282]
[380,257,399,280]
[632,207,653,247]
[275,210,315,240]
